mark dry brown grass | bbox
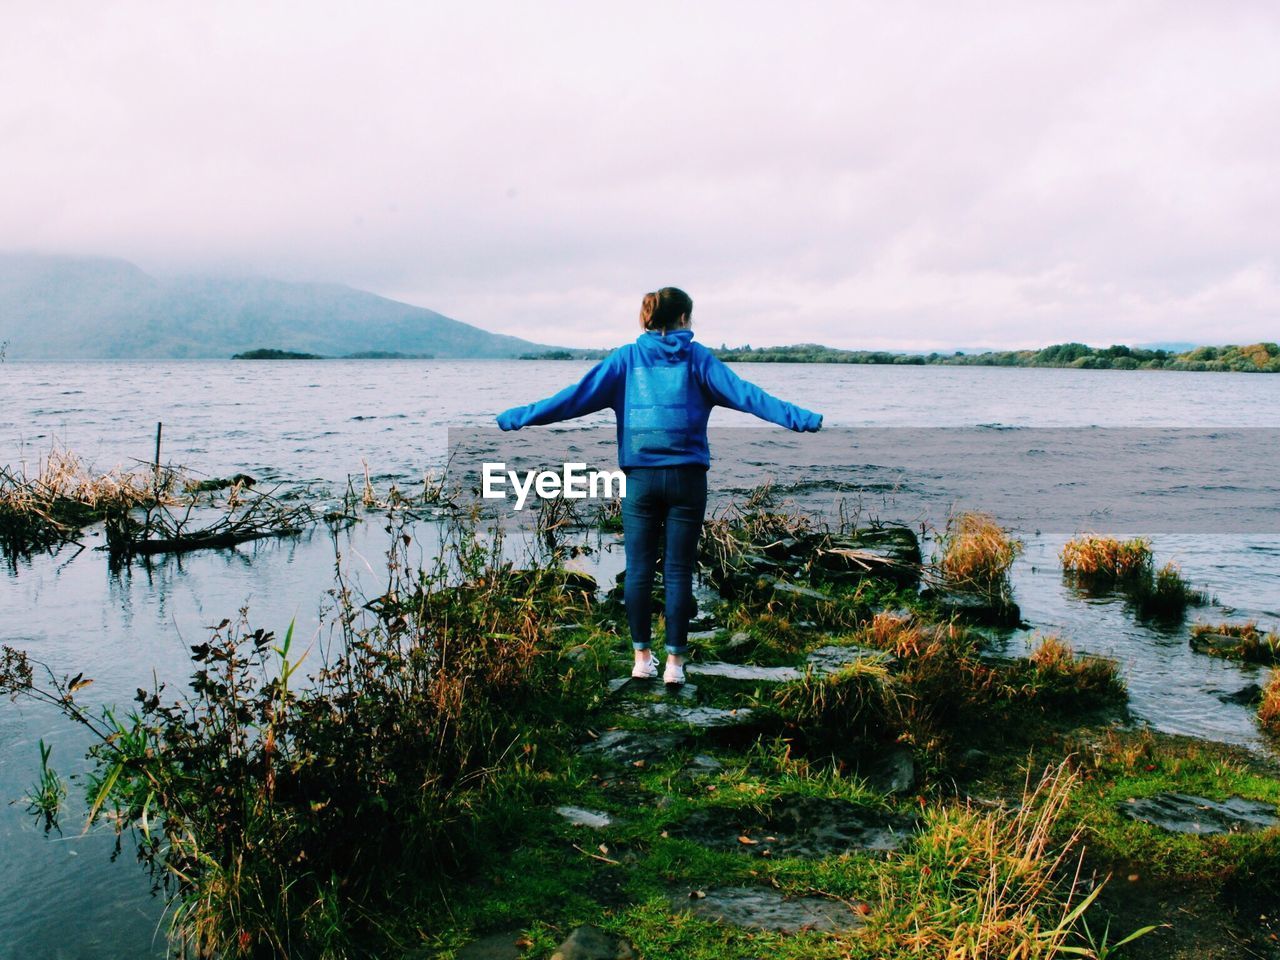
[1060,534,1152,580]
[872,760,1098,958]
[1260,671,1280,736]
[700,480,817,576]
[1015,634,1126,709]
[1191,621,1280,665]
[854,610,1000,756]
[938,511,1022,591]
[1,448,161,552]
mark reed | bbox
[0,447,159,554]
[870,761,1125,958]
[1062,536,1206,621]
[1260,671,1280,736]
[938,511,1022,592]
[1060,535,1152,581]
[1127,561,1208,620]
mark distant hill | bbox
[0,253,562,359]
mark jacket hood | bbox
[635,327,694,362]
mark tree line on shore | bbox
[708,340,1280,371]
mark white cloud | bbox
[2,1,1277,348]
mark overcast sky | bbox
[3,2,1277,349]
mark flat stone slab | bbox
[683,645,890,685]
[686,661,803,682]
[669,886,866,933]
[806,644,894,673]
[860,747,917,795]
[550,925,637,960]
[579,730,686,765]
[556,806,613,828]
[1120,793,1279,835]
[671,795,917,857]
[1216,683,1264,706]
[624,702,758,729]
[770,580,834,603]
[923,587,1021,627]
[456,930,526,959]
[609,676,699,700]
[684,754,724,776]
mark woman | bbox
[496,287,822,684]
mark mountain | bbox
[0,253,561,359]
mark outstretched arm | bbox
[694,347,823,431]
[496,351,625,430]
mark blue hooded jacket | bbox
[495,329,823,468]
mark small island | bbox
[232,348,435,360]
[231,348,325,360]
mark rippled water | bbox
[2,360,1278,957]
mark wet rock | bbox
[770,580,833,604]
[1218,683,1265,706]
[923,587,1021,627]
[1120,793,1279,835]
[608,676,698,700]
[686,661,803,683]
[625,702,759,730]
[806,644,894,673]
[669,886,866,932]
[549,925,636,960]
[685,754,724,776]
[664,681,699,701]
[861,747,917,795]
[671,795,917,856]
[818,528,922,587]
[556,806,613,828]
[457,931,527,959]
[1190,632,1241,655]
[559,572,600,603]
[186,473,258,493]
[960,748,989,769]
[579,730,686,765]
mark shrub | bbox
[0,514,598,958]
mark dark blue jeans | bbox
[622,465,708,656]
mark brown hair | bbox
[639,287,693,333]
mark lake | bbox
[2,359,1278,958]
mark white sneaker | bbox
[663,660,686,685]
[631,653,658,680]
